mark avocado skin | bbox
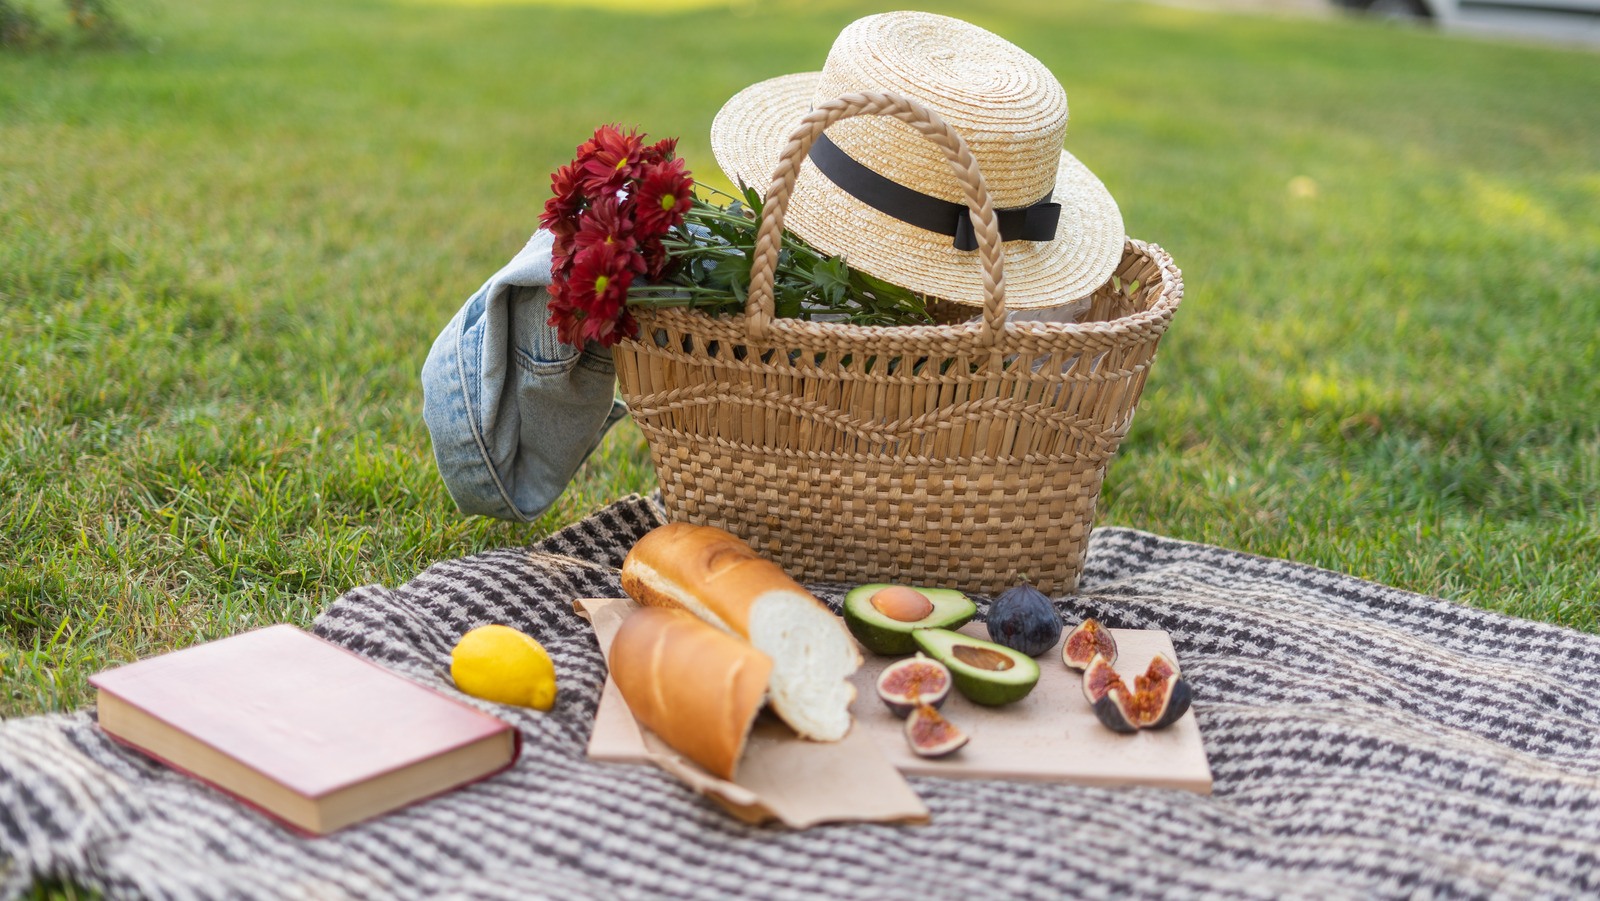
[842,585,977,655]
[912,629,1041,706]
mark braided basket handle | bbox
[744,91,1009,346]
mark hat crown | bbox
[812,12,1068,209]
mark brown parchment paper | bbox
[574,597,929,829]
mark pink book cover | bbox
[90,624,519,817]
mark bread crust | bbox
[617,564,700,623]
[621,522,813,637]
[608,607,771,781]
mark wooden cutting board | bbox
[848,623,1212,793]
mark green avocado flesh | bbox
[912,629,1041,706]
[842,584,978,656]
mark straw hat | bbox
[711,11,1125,311]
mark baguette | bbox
[620,522,862,741]
[609,606,772,781]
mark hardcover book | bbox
[91,624,519,835]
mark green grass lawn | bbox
[3,0,1597,718]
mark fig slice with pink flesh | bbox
[876,654,953,718]
[1062,618,1118,672]
[904,703,969,757]
[1081,652,1127,705]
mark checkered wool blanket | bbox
[4,495,1598,900]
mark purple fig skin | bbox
[1146,678,1193,730]
[986,582,1063,658]
[1092,687,1140,734]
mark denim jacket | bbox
[421,230,628,521]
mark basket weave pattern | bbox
[614,92,1183,595]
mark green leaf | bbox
[774,284,803,320]
[709,254,750,293]
[813,257,850,306]
[741,184,764,215]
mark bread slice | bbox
[621,523,862,741]
[609,607,772,780]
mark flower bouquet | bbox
[538,125,935,349]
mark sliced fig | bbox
[1141,651,1180,682]
[904,703,969,757]
[1062,618,1118,671]
[1081,652,1127,705]
[876,655,953,718]
[1083,650,1194,733]
[1145,677,1193,730]
[1092,685,1140,734]
[1131,655,1192,730]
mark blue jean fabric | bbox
[421,230,628,522]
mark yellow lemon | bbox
[450,625,557,710]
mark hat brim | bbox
[711,72,1126,311]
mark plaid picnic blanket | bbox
[3,494,1598,900]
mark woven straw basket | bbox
[613,92,1183,595]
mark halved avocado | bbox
[912,629,1041,706]
[843,584,977,656]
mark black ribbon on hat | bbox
[809,133,1061,252]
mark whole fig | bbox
[985,580,1062,657]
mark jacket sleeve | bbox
[420,230,630,522]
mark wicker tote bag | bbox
[612,92,1183,595]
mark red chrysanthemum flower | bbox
[551,231,576,273]
[579,306,640,347]
[570,126,610,168]
[578,125,645,198]
[547,268,572,309]
[632,157,694,239]
[639,136,678,166]
[547,243,645,347]
[572,194,637,257]
[545,291,588,349]
[641,241,671,282]
[540,163,585,236]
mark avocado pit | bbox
[870,585,935,623]
[951,644,1015,671]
